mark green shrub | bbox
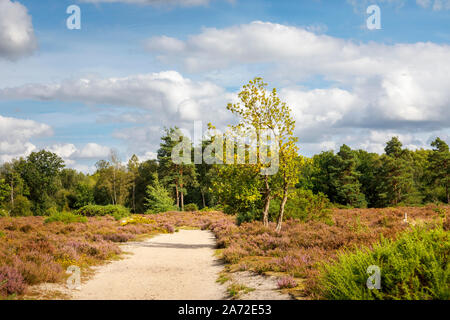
[144,174,177,214]
[270,189,332,223]
[44,211,88,224]
[0,209,8,217]
[316,226,450,300]
[236,209,262,225]
[184,203,198,212]
[76,204,130,220]
[9,195,33,217]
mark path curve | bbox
[71,229,226,300]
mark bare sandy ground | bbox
[72,229,226,300]
[30,230,226,300]
[28,229,292,300]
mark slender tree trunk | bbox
[10,179,14,209]
[181,191,184,211]
[201,190,206,208]
[180,167,184,211]
[276,184,288,233]
[447,184,449,204]
[132,182,136,213]
[113,169,117,205]
[262,176,271,226]
[175,184,180,209]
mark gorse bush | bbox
[76,204,130,220]
[316,226,450,300]
[184,203,198,212]
[44,211,87,224]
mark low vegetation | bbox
[316,226,449,300]
[0,211,227,299]
[75,204,130,220]
[0,206,448,300]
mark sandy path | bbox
[69,230,226,300]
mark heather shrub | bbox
[316,226,450,300]
[0,266,26,296]
[76,205,130,220]
[44,211,88,224]
[277,276,297,289]
[163,224,175,233]
[102,233,133,242]
[184,203,198,212]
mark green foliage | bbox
[145,174,177,214]
[72,183,94,209]
[212,163,262,216]
[428,138,450,203]
[76,204,130,220]
[44,210,88,224]
[134,159,159,213]
[282,189,332,223]
[0,179,9,204]
[8,195,33,217]
[157,127,197,211]
[317,226,450,300]
[94,152,132,207]
[236,209,262,225]
[19,150,65,215]
[0,209,8,217]
[333,145,367,208]
[184,203,198,211]
[301,136,449,208]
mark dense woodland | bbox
[0,79,449,228]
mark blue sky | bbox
[0,0,449,172]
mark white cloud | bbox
[47,143,78,159]
[144,22,450,129]
[0,0,37,60]
[46,142,111,173]
[0,71,235,126]
[78,143,111,159]
[0,115,52,162]
[48,142,111,159]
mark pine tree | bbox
[331,145,367,208]
[428,137,450,203]
[377,137,416,206]
[157,127,197,211]
[145,173,176,214]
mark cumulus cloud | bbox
[47,142,111,160]
[0,71,235,126]
[0,115,52,162]
[145,22,450,131]
[0,0,37,60]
